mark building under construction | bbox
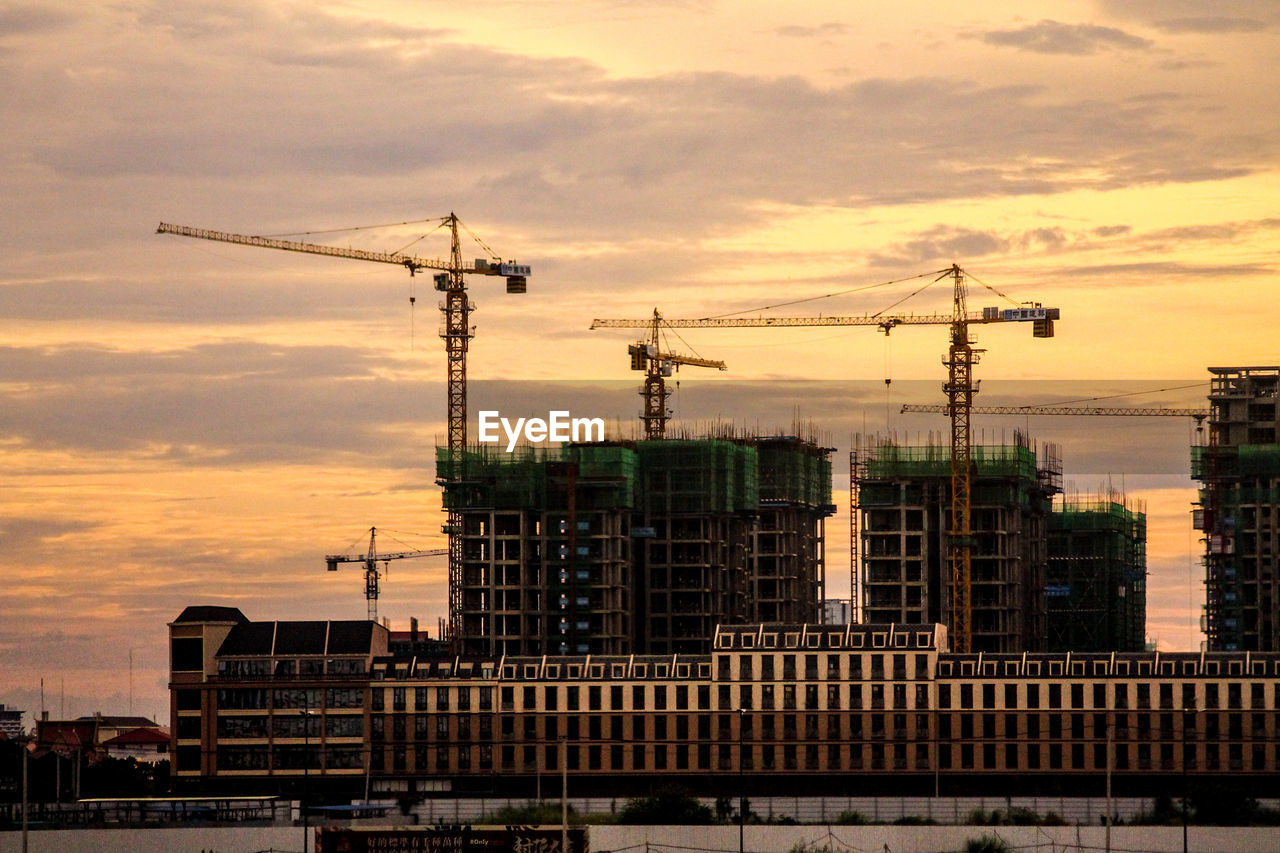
[1046,495,1147,652]
[854,433,1061,653]
[437,435,834,657]
[1194,366,1280,651]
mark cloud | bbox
[0,3,73,35]
[774,23,848,38]
[978,20,1153,54]
[1153,17,1268,34]
[866,225,1070,267]
[0,342,445,464]
[856,216,1280,273]
[2,4,1271,257]
[1099,0,1280,28]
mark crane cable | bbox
[699,268,950,320]
[871,270,950,318]
[261,216,450,239]
[1028,381,1209,408]
[965,268,1026,309]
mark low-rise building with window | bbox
[169,607,1280,797]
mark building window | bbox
[170,638,203,672]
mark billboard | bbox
[316,826,588,853]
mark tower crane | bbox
[593,265,1059,652]
[628,309,727,438]
[158,215,530,645]
[325,527,447,621]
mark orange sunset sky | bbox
[2,0,1278,725]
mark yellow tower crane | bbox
[628,309,727,438]
[325,527,447,622]
[157,216,530,644]
[593,265,1058,652]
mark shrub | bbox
[892,815,936,825]
[618,787,714,825]
[478,803,576,825]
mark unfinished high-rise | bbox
[1046,496,1147,652]
[1193,366,1280,651]
[437,436,834,657]
[854,433,1061,652]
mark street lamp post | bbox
[302,703,315,853]
[560,737,568,853]
[1181,703,1196,853]
[738,707,745,853]
[20,734,29,853]
[1104,711,1112,853]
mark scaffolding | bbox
[1047,496,1147,652]
[436,435,833,656]
[855,433,1060,652]
[1193,367,1280,652]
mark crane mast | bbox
[943,264,979,653]
[159,216,530,644]
[629,309,726,438]
[325,527,447,621]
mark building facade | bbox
[438,436,833,657]
[1047,496,1147,652]
[0,705,22,740]
[855,435,1061,652]
[1194,366,1280,651]
[171,607,1280,798]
